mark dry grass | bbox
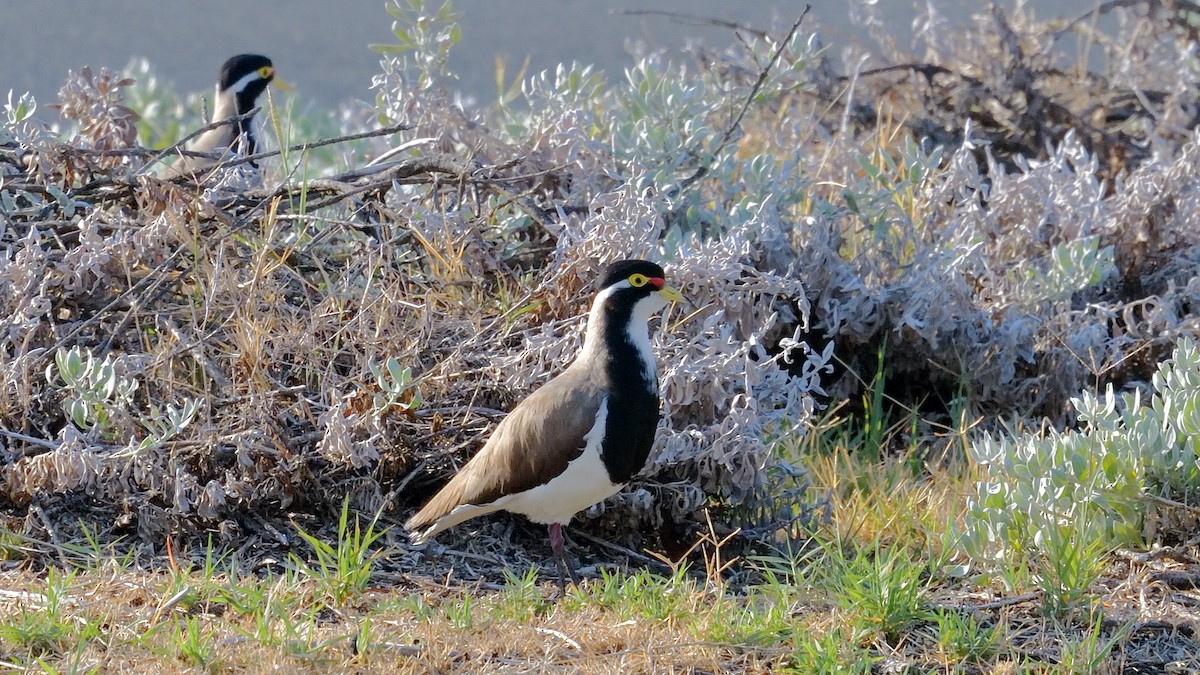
[2,489,1199,673]
[0,564,790,673]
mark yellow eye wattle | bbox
[258,66,274,79]
[628,273,648,287]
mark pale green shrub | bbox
[963,337,1200,609]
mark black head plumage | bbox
[598,259,667,291]
[217,54,275,116]
[218,55,274,91]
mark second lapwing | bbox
[162,54,280,180]
[405,259,683,588]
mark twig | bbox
[31,502,71,568]
[415,405,508,418]
[570,529,672,571]
[204,153,478,214]
[213,385,309,406]
[853,62,983,87]
[1115,546,1200,565]
[381,460,430,514]
[1141,493,1200,514]
[371,640,422,657]
[151,585,192,623]
[0,428,57,449]
[1148,571,1200,590]
[196,122,415,173]
[440,547,508,567]
[618,9,770,40]
[123,120,410,184]
[137,108,261,176]
[534,626,582,650]
[675,6,810,194]
[941,591,1042,611]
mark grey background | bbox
[2,1,1104,108]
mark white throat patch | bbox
[582,281,667,387]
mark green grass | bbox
[824,537,937,643]
[289,499,386,607]
[176,616,219,672]
[930,608,998,665]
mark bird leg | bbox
[548,522,581,592]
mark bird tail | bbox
[407,526,435,546]
[405,500,500,545]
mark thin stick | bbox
[571,529,672,571]
[32,502,72,568]
[676,6,811,194]
[137,109,260,176]
[203,122,414,172]
[619,10,770,39]
[0,429,58,449]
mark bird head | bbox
[594,259,684,318]
[217,54,282,114]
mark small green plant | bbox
[931,609,997,665]
[237,587,292,648]
[817,538,935,644]
[493,566,546,622]
[136,398,202,451]
[1035,506,1109,617]
[176,616,218,671]
[1127,336,1200,494]
[787,626,876,674]
[573,566,696,623]
[861,340,887,456]
[45,345,200,451]
[1007,235,1115,306]
[707,561,800,647]
[445,593,474,629]
[215,567,269,617]
[385,593,434,622]
[372,0,462,91]
[0,608,71,660]
[3,89,37,131]
[367,356,423,418]
[964,337,1200,613]
[0,569,78,659]
[353,616,375,658]
[1055,616,1129,674]
[290,499,386,606]
[0,523,28,561]
[46,346,138,435]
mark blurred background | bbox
[1,1,1102,108]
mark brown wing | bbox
[404,365,605,532]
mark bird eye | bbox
[257,66,274,79]
[628,273,649,287]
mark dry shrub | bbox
[1,1,1199,559]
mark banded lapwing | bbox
[405,259,683,587]
[162,54,280,180]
